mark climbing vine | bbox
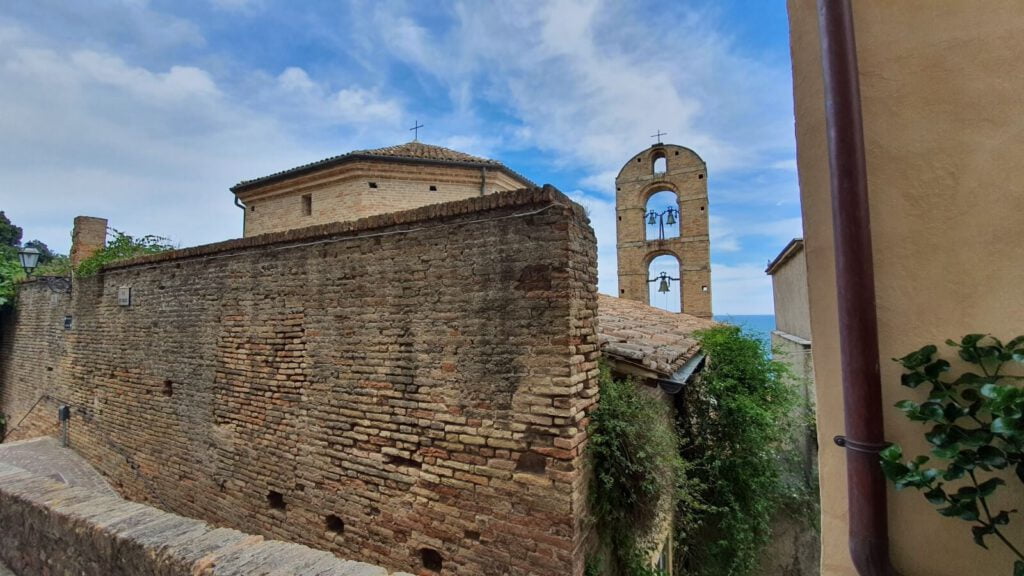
[75,229,175,277]
[676,325,804,576]
[881,334,1024,576]
[588,325,810,576]
[588,363,698,575]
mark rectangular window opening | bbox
[301,194,312,216]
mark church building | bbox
[231,141,535,237]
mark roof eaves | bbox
[231,152,536,194]
[765,238,805,275]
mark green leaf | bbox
[924,485,947,505]
[977,446,1008,469]
[897,345,937,370]
[992,510,1013,525]
[977,477,1005,498]
[972,524,993,549]
[901,371,928,389]
[962,334,987,347]
[924,359,951,379]
[943,464,966,481]
[880,444,903,462]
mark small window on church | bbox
[368,182,378,188]
[301,194,312,216]
[429,185,437,191]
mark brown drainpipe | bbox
[817,1,896,575]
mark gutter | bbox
[234,196,247,237]
[817,1,896,574]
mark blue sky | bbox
[0,0,801,314]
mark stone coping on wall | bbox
[102,185,581,273]
[0,462,414,576]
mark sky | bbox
[0,0,801,315]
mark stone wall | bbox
[0,187,601,576]
[0,462,410,576]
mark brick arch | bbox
[614,143,712,317]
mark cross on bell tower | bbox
[409,120,424,142]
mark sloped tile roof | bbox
[231,141,533,193]
[597,294,717,378]
[353,141,503,165]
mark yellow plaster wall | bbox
[788,1,1024,574]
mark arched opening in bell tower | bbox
[644,190,681,241]
[648,254,681,313]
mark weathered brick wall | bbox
[0,463,411,576]
[0,187,600,576]
[0,285,71,442]
[242,161,527,237]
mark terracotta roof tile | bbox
[231,141,532,193]
[596,294,717,378]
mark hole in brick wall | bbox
[368,182,378,188]
[616,187,621,191]
[700,206,705,212]
[429,185,437,191]
[250,205,256,212]
[465,530,481,541]
[636,157,641,163]
[675,151,680,155]
[515,452,547,474]
[46,367,53,372]
[267,490,286,510]
[368,506,380,517]
[326,514,345,533]
[698,174,704,179]
[617,216,621,221]
[295,483,305,492]
[163,380,173,397]
[301,194,312,216]
[386,454,422,469]
[420,548,443,572]
[621,289,626,294]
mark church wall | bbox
[788,1,1024,574]
[0,187,600,576]
[241,162,527,237]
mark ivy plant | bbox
[881,334,1024,575]
[588,363,695,576]
[75,228,175,277]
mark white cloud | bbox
[711,263,776,315]
[353,0,794,194]
[268,66,403,126]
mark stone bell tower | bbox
[615,143,712,318]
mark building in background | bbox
[764,237,819,576]
[230,141,534,237]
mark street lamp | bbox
[18,247,40,276]
[644,207,679,240]
[17,246,71,293]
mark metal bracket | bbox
[834,435,890,454]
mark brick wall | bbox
[0,463,411,576]
[0,187,600,576]
[0,285,71,442]
[241,161,527,237]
